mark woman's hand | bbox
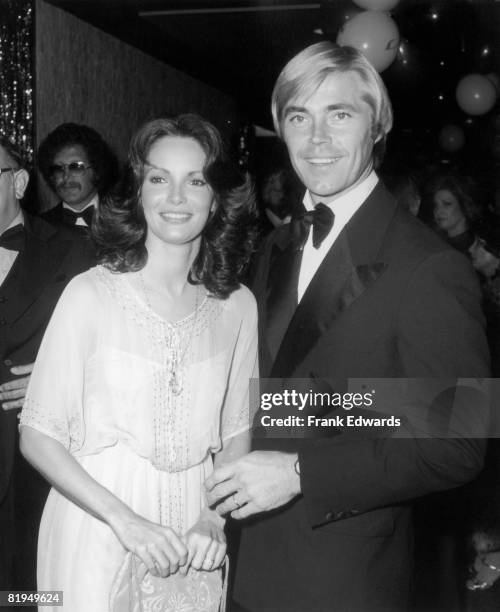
[19,427,189,580]
[467,531,500,591]
[180,508,226,574]
[111,512,188,578]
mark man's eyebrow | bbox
[325,103,358,113]
[283,105,307,117]
[283,102,359,117]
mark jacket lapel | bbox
[270,182,396,377]
[264,225,304,364]
[2,215,73,324]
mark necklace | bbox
[138,270,201,395]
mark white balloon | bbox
[337,11,400,72]
[456,74,497,116]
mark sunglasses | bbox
[48,161,92,180]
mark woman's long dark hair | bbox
[93,114,258,298]
[420,171,482,228]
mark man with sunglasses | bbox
[0,137,92,600]
[38,123,118,231]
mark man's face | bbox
[0,146,27,229]
[50,144,97,210]
[281,71,376,204]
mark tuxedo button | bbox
[4,359,12,367]
[325,511,334,521]
[0,317,6,325]
[350,509,360,516]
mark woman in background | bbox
[19,114,258,611]
[465,228,500,610]
[422,172,482,254]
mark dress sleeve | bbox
[220,288,259,443]
[20,273,98,451]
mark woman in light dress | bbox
[19,114,258,611]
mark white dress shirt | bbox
[297,171,379,302]
[62,193,98,227]
[0,209,24,287]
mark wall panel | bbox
[35,0,239,208]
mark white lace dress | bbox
[20,266,258,612]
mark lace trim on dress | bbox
[20,397,84,451]
[95,266,224,529]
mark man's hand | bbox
[0,363,34,410]
[204,451,301,519]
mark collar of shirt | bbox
[1,208,24,234]
[0,209,25,286]
[62,193,99,226]
[298,171,379,302]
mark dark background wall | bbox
[35,0,239,210]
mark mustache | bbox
[58,182,81,189]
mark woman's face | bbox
[469,238,500,278]
[432,188,467,236]
[263,172,285,209]
[141,136,215,249]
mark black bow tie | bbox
[62,206,95,227]
[0,223,25,252]
[290,203,335,250]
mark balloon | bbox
[439,124,465,153]
[353,0,400,10]
[486,73,500,93]
[337,11,399,72]
[456,74,497,116]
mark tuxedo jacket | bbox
[40,202,64,226]
[233,182,490,612]
[0,213,93,505]
[41,201,95,238]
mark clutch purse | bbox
[109,552,227,612]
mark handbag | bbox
[109,552,227,612]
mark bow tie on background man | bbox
[0,223,25,252]
[62,206,95,227]
[290,202,335,250]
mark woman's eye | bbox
[149,175,167,184]
[190,178,207,187]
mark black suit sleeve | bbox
[299,249,490,527]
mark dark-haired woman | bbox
[422,172,482,254]
[19,114,258,611]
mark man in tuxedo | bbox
[205,42,490,611]
[0,137,92,596]
[38,122,118,231]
